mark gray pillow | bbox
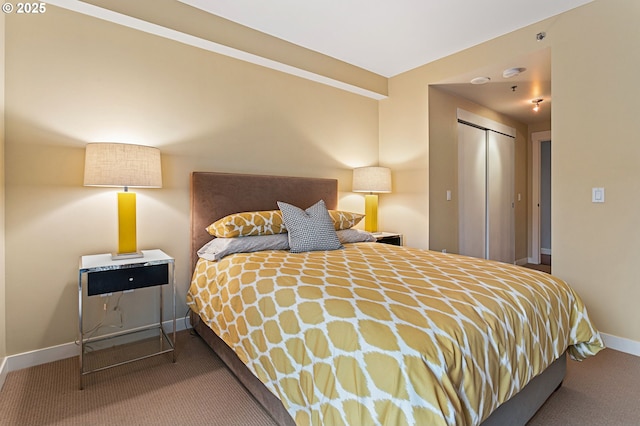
[277,200,343,253]
[336,228,376,244]
[197,233,290,261]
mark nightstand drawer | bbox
[87,263,169,296]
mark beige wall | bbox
[381,0,640,343]
[550,0,640,342]
[4,7,379,354]
[1,12,6,360]
[427,87,529,261]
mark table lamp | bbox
[84,143,162,259]
[352,166,391,233]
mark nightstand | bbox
[78,249,175,389]
[374,232,403,246]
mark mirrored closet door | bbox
[457,110,515,264]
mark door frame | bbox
[530,130,551,264]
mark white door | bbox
[487,131,515,264]
[458,123,487,259]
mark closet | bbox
[457,109,515,264]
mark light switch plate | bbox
[592,187,605,203]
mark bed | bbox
[187,171,604,426]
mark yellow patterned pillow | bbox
[207,208,364,237]
[206,210,286,237]
[328,210,364,230]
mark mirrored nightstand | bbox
[78,249,175,389]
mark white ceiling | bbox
[178,0,592,124]
[433,48,552,124]
[179,0,590,78]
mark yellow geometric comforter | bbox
[187,243,603,426]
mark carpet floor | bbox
[1,330,638,425]
[0,330,278,426]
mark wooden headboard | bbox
[190,172,338,269]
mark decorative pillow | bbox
[206,210,286,237]
[197,234,290,261]
[336,229,376,244]
[328,210,365,230]
[277,200,343,253]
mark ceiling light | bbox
[502,67,526,78]
[470,76,491,85]
[532,98,543,112]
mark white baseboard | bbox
[165,316,192,334]
[541,248,552,255]
[3,318,191,376]
[515,258,528,266]
[601,333,640,357]
[0,356,7,391]
[6,341,80,373]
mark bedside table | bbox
[78,249,175,389]
[374,232,403,246]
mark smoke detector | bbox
[502,67,526,78]
[470,76,491,85]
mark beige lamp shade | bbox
[352,166,391,193]
[84,143,162,188]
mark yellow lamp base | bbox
[364,194,379,233]
[116,191,141,259]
